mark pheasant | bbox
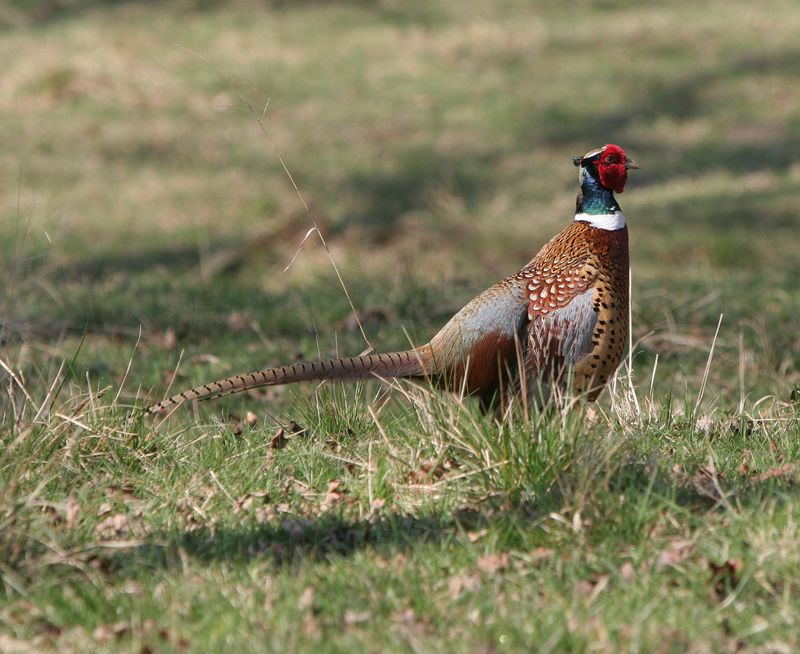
[147,144,637,415]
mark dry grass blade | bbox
[695,314,724,416]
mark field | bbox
[2,0,800,651]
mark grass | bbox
[2,0,800,651]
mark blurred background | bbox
[1,0,799,408]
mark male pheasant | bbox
[147,144,637,415]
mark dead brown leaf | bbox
[297,586,316,611]
[657,539,694,568]
[269,427,288,450]
[695,415,714,437]
[65,495,80,529]
[226,311,252,331]
[476,552,511,575]
[738,448,751,476]
[392,608,418,625]
[343,609,371,626]
[233,491,270,515]
[467,528,488,543]
[93,621,129,643]
[529,547,554,565]
[323,479,351,509]
[95,513,130,539]
[0,634,41,654]
[302,612,321,637]
[149,328,178,350]
[287,420,307,437]
[448,573,479,599]
[692,456,726,502]
[708,559,742,601]
[374,553,406,570]
[620,560,636,583]
[187,353,221,366]
[406,458,459,484]
[576,574,610,604]
[751,464,795,484]
[337,306,394,332]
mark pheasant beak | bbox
[625,158,640,170]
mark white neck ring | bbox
[574,211,626,231]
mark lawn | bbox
[1,0,799,651]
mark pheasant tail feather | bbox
[148,348,431,414]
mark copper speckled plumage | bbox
[522,220,630,401]
[146,144,637,416]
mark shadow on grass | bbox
[96,459,800,578]
[3,0,444,29]
[337,145,500,243]
[531,49,800,180]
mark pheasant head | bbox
[573,144,638,219]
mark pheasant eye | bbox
[605,155,617,164]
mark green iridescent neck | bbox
[576,165,621,215]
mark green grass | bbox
[2,0,800,651]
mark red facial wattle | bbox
[596,143,629,193]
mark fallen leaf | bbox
[287,420,307,437]
[691,455,726,502]
[323,479,350,508]
[337,306,393,332]
[529,547,554,565]
[93,621,129,643]
[297,586,316,611]
[572,510,583,533]
[751,464,795,484]
[448,574,479,599]
[226,311,252,331]
[392,608,417,624]
[738,449,751,476]
[477,552,511,574]
[374,553,406,570]
[164,328,177,349]
[233,491,269,515]
[65,495,80,529]
[708,559,742,600]
[0,634,43,653]
[467,528,487,543]
[658,539,694,568]
[695,415,714,436]
[343,609,371,625]
[187,353,221,366]
[406,458,459,484]
[727,415,753,437]
[370,498,386,512]
[269,427,288,450]
[95,513,130,539]
[576,574,610,604]
[302,612,320,637]
[620,561,635,583]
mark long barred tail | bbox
[147,348,431,414]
